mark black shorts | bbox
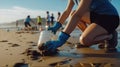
[38,22,41,25]
[24,22,31,27]
[90,12,119,34]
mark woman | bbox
[50,13,55,25]
[39,0,119,54]
[37,16,42,30]
[46,11,51,27]
[24,15,35,30]
[57,12,61,20]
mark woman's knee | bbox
[79,36,92,46]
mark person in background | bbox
[46,11,51,27]
[57,12,61,20]
[39,0,119,54]
[50,13,55,25]
[16,20,21,31]
[16,20,18,28]
[24,15,35,31]
[37,16,42,30]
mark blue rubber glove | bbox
[43,32,70,52]
[48,22,62,34]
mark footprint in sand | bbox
[73,63,112,67]
[13,63,28,67]
[9,44,20,47]
[27,41,34,44]
[8,43,12,44]
[8,43,20,47]
[21,48,41,60]
[49,58,72,67]
[0,40,8,42]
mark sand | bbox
[0,29,120,67]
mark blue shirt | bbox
[25,17,31,23]
[90,0,119,16]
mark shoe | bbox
[107,31,118,48]
[106,31,118,53]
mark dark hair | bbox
[58,12,61,15]
[46,11,49,14]
[27,15,30,18]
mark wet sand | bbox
[0,29,120,67]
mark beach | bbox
[0,27,120,67]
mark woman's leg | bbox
[71,10,90,32]
[77,12,91,32]
[71,10,90,31]
[80,23,111,46]
[77,20,87,32]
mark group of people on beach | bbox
[45,11,62,29]
[19,11,61,31]
[38,0,120,54]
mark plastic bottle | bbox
[38,30,53,46]
[37,25,55,48]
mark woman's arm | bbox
[63,0,92,34]
[58,0,75,24]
